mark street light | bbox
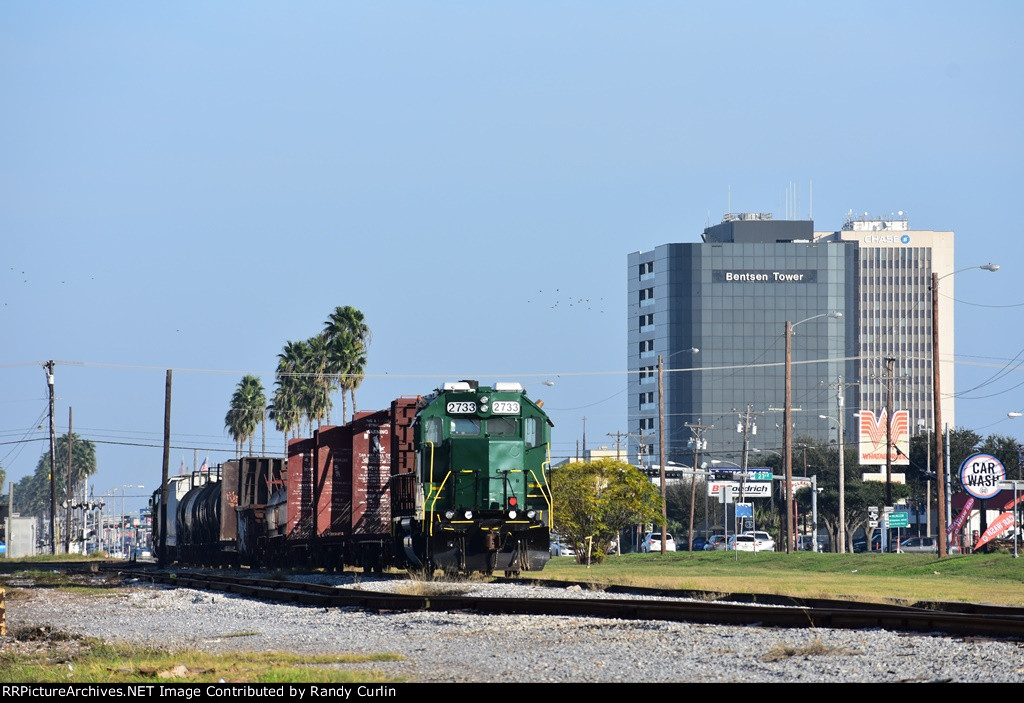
[784,311,843,553]
[933,263,998,558]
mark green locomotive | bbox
[395,380,553,575]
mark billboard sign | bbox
[858,409,910,466]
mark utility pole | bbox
[736,406,757,536]
[822,376,858,553]
[65,407,73,555]
[45,361,56,555]
[606,431,624,461]
[685,420,713,550]
[932,272,948,557]
[657,355,667,554]
[160,369,172,566]
[885,357,896,507]
[783,321,794,554]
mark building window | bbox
[639,391,654,405]
[640,313,654,329]
[639,287,655,306]
[639,340,654,357]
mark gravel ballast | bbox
[4,575,1024,683]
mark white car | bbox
[727,534,758,551]
[743,531,776,552]
[640,532,676,552]
[550,536,575,557]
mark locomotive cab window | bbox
[486,416,517,436]
[424,417,442,444]
[524,417,539,448]
[450,417,481,435]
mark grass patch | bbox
[761,637,860,662]
[0,569,125,596]
[535,551,1024,606]
[0,630,405,684]
[393,571,478,597]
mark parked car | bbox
[704,535,729,551]
[640,532,676,552]
[689,537,710,552]
[0,541,5,557]
[726,534,758,552]
[853,535,882,553]
[743,531,776,552]
[895,536,960,554]
[550,536,576,557]
[799,535,828,551]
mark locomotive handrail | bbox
[427,471,454,537]
[541,442,553,525]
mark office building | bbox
[627,212,953,466]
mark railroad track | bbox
[132,568,1024,641]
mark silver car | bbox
[897,536,950,553]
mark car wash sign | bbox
[959,454,1006,500]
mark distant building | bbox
[627,212,953,465]
[552,446,622,468]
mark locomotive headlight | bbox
[526,510,536,519]
[444,510,456,520]
[508,510,518,520]
[463,510,474,520]
[479,396,489,403]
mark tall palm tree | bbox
[324,305,371,423]
[225,375,266,457]
[303,333,333,428]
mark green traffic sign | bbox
[887,511,909,528]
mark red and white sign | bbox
[858,410,910,466]
[708,482,772,499]
[973,512,1016,551]
[948,497,975,535]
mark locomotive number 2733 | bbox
[446,401,477,413]
[490,401,520,414]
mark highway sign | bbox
[887,511,909,528]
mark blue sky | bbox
[3,2,1023,515]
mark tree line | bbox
[6,433,98,521]
[223,305,371,456]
